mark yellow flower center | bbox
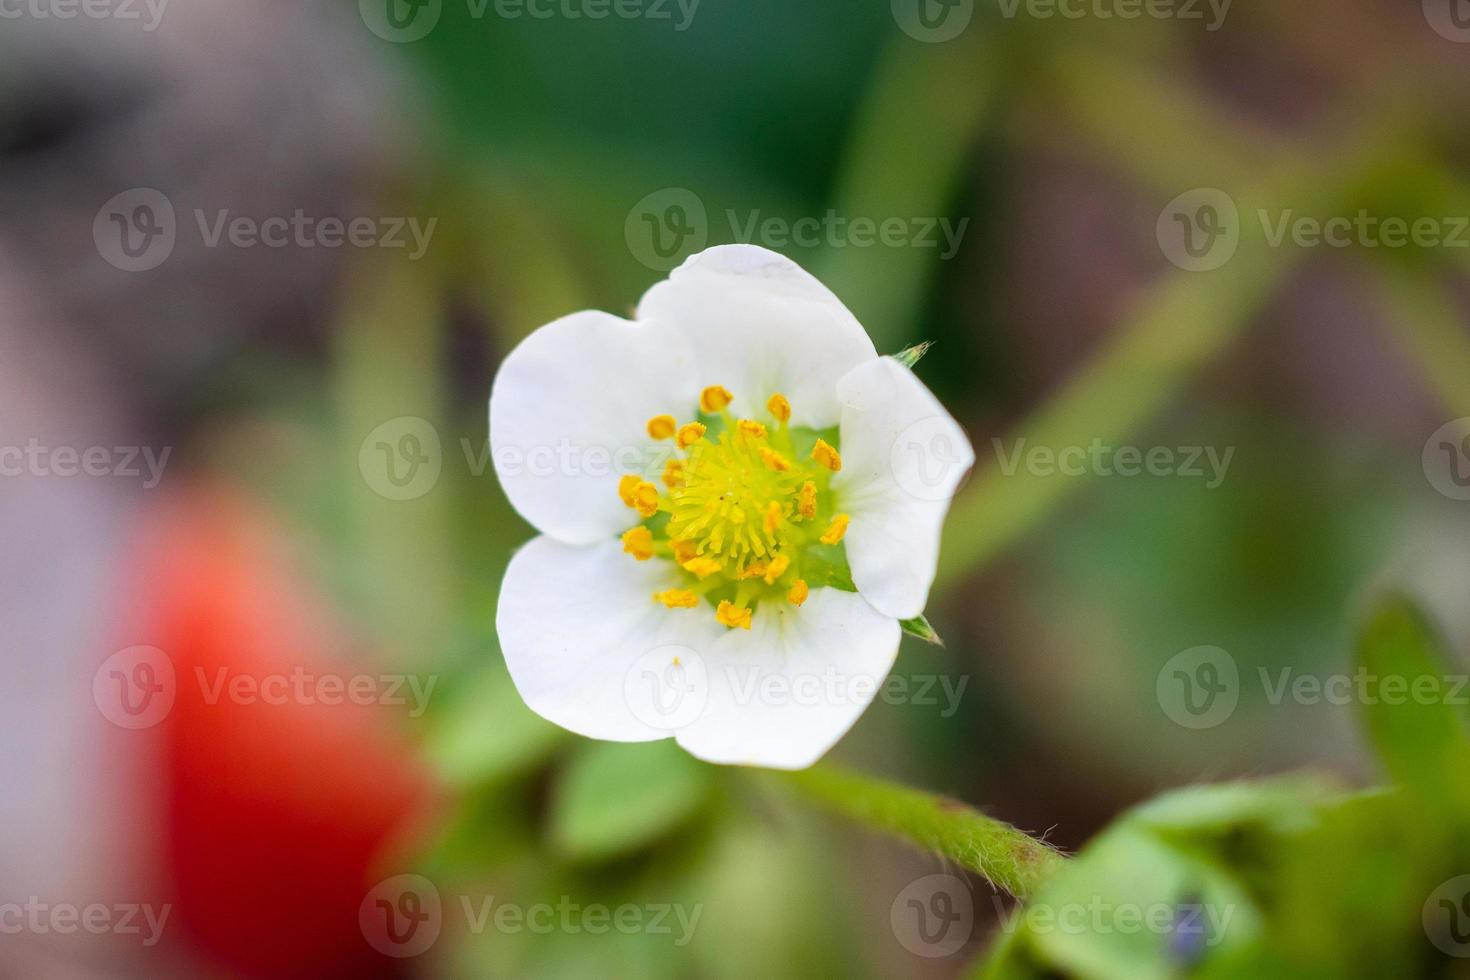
[617,387,848,629]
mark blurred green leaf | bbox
[551,740,715,862]
[1012,827,1261,980]
[1356,594,1470,812]
[425,666,566,789]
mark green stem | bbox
[771,765,1065,899]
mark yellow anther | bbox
[618,474,642,508]
[758,447,790,472]
[662,458,686,489]
[740,560,769,580]
[819,513,850,545]
[676,422,707,448]
[764,500,783,532]
[812,439,842,472]
[737,419,768,441]
[682,556,723,579]
[796,481,817,519]
[716,600,752,630]
[654,588,700,609]
[763,553,790,585]
[646,414,677,440]
[700,385,734,413]
[622,526,654,561]
[672,539,698,564]
[632,481,660,518]
[787,579,809,606]
[767,393,791,423]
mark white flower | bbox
[489,244,974,769]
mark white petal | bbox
[489,310,698,546]
[832,357,975,620]
[497,536,725,742]
[635,245,877,429]
[674,589,901,769]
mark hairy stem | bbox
[772,765,1066,899]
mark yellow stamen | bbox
[787,579,809,606]
[767,393,791,423]
[672,539,698,564]
[618,474,642,508]
[682,556,723,579]
[622,526,654,561]
[764,500,783,532]
[662,458,686,489]
[654,588,699,609]
[812,439,842,472]
[796,481,817,519]
[632,481,660,518]
[737,419,768,441]
[700,385,734,414]
[758,447,790,472]
[676,422,706,448]
[819,513,850,545]
[716,600,752,630]
[763,554,790,585]
[646,414,677,440]
[740,560,769,580]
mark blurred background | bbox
[5,0,1470,975]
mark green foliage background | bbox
[208,2,1470,975]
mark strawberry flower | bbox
[489,245,974,768]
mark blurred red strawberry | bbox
[125,484,438,978]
